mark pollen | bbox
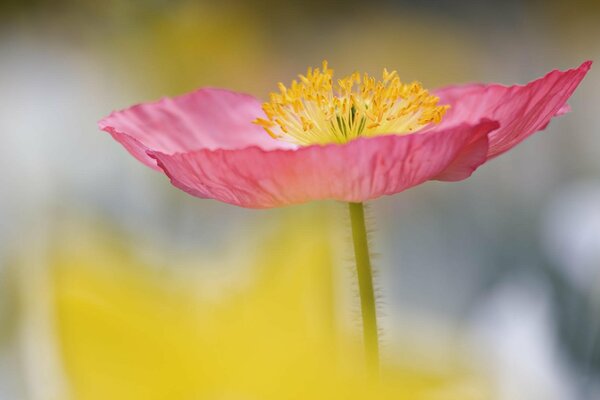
[253,61,449,145]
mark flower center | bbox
[253,61,448,145]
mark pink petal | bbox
[99,88,292,170]
[147,121,498,208]
[433,132,490,181]
[434,61,591,159]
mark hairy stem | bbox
[348,202,380,377]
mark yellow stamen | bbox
[253,61,449,146]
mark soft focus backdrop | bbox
[1,1,599,399]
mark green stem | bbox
[348,202,380,376]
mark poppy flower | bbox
[99,60,591,375]
[99,61,590,209]
[48,214,490,399]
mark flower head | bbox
[100,61,591,208]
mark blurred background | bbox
[1,0,599,399]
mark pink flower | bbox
[99,61,591,208]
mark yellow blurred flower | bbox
[37,209,491,399]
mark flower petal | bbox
[147,120,499,208]
[433,132,490,182]
[434,61,591,159]
[99,88,291,169]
